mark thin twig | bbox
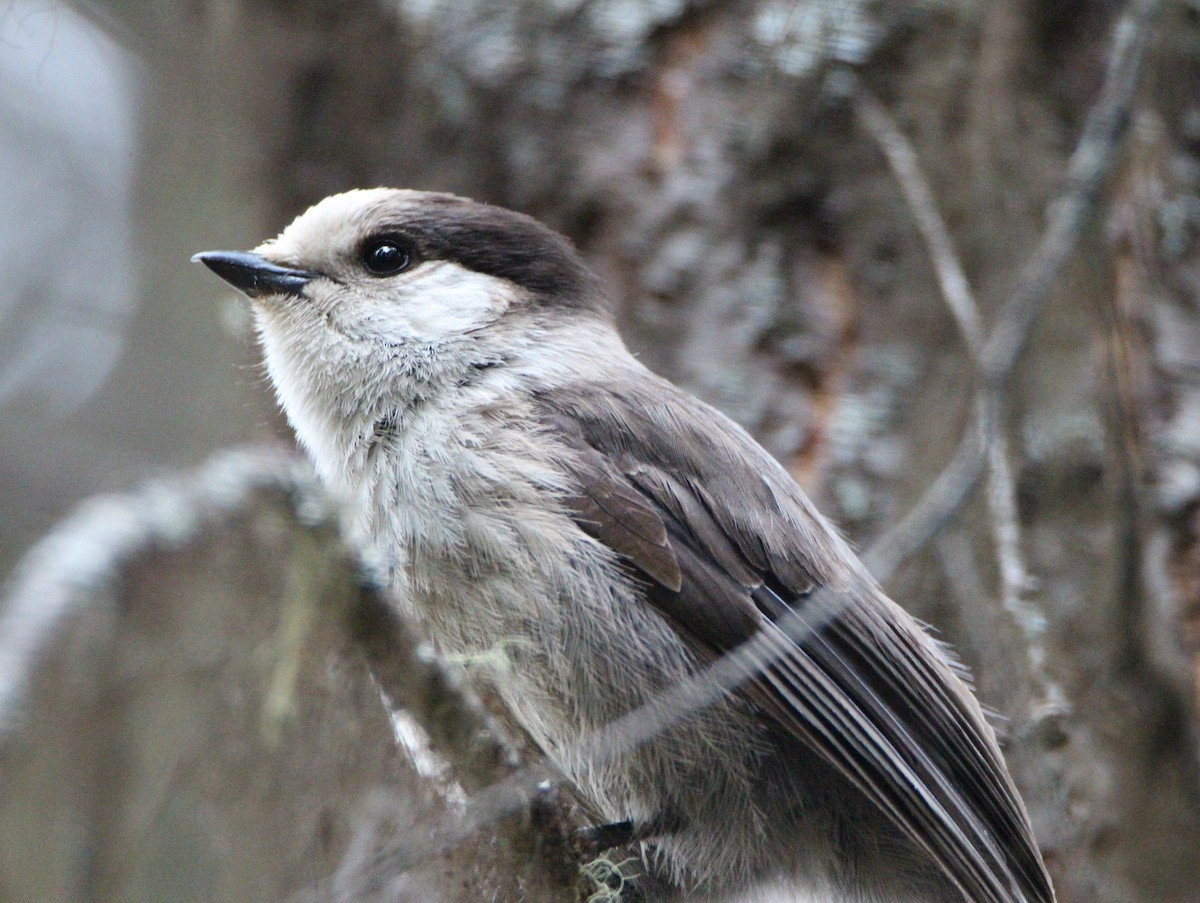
[863,426,985,580]
[979,397,1030,614]
[978,392,1069,725]
[853,81,1033,624]
[856,0,1159,724]
[864,0,1160,574]
[854,88,984,355]
[980,0,1161,387]
[855,81,1062,724]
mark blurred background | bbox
[3,0,1200,899]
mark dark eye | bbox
[360,236,413,276]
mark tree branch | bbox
[854,82,1069,728]
[861,0,1161,577]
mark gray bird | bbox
[195,188,1056,903]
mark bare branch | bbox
[980,0,1161,388]
[852,0,1158,733]
[854,87,984,356]
[978,394,1070,727]
[851,86,1026,611]
[860,0,1161,576]
[864,426,985,581]
[852,82,1038,640]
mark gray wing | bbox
[536,378,1055,903]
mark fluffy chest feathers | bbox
[359,394,571,570]
[326,377,604,649]
[326,370,708,771]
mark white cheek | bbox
[361,262,514,340]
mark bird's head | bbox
[195,187,606,348]
[193,188,615,477]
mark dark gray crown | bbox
[383,193,605,311]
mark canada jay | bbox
[195,188,1055,903]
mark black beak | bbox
[191,250,317,299]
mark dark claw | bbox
[576,819,637,855]
[576,812,678,856]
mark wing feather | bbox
[536,379,1054,903]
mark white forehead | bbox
[255,187,422,265]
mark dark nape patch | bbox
[402,200,608,310]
